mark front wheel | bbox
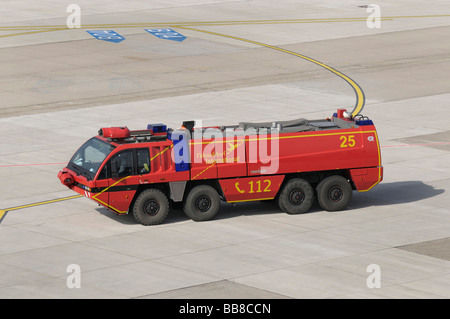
[183,185,221,222]
[133,189,170,225]
[278,178,314,214]
[316,175,353,211]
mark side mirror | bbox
[111,160,119,178]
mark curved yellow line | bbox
[175,26,365,117]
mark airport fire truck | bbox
[58,109,383,225]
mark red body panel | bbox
[188,125,381,187]
[349,166,383,192]
[219,175,285,203]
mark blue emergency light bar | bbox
[147,123,167,133]
[355,119,374,126]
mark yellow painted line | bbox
[0,195,83,224]
[170,14,450,25]
[0,209,7,223]
[245,130,377,142]
[150,145,171,162]
[90,195,126,215]
[171,19,395,27]
[355,131,382,192]
[0,28,66,39]
[374,131,382,167]
[0,13,445,40]
[0,18,377,29]
[190,130,376,145]
[190,131,378,181]
[191,140,245,180]
[92,176,130,199]
[176,25,366,117]
[0,173,136,222]
[0,20,378,38]
[91,175,131,214]
[3,195,82,212]
[366,131,383,191]
[1,14,449,29]
[2,13,448,28]
[174,14,450,24]
[0,18,392,38]
[382,14,450,19]
[0,19,370,33]
[358,166,383,192]
[5,13,445,115]
[0,28,63,31]
[228,197,274,203]
[191,162,216,180]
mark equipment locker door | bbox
[216,135,247,178]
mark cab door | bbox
[108,148,150,214]
[91,163,110,209]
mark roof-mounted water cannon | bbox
[98,124,171,142]
[98,127,131,139]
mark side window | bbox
[137,148,150,175]
[112,150,134,178]
[97,163,108,180]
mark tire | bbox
[132,189,170,225]
[183,185,221,222]
[278,178,314,214]
[316,175,353,211]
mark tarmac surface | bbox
[1,0,450,299]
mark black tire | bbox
[278,178,314,214]
[316,175,353,211]
[132,189,170,225]
[183,185,221,221]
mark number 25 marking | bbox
[340,135,356,148]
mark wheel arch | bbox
[129,183,171,213]
[278,169,354,194]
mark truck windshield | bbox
[68,137,115,180]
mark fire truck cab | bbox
[58,109,383,225]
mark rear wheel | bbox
[133,189,170,225]
[278,178,314,214]
[316,175,353,211]
[183,185,221,221]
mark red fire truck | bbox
[58,109,382,225]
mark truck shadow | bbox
[96,180,444,225]
[216,181,445,219]
[348,180,445,209]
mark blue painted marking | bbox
[87,30,125,43]
[145,29,186,42]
